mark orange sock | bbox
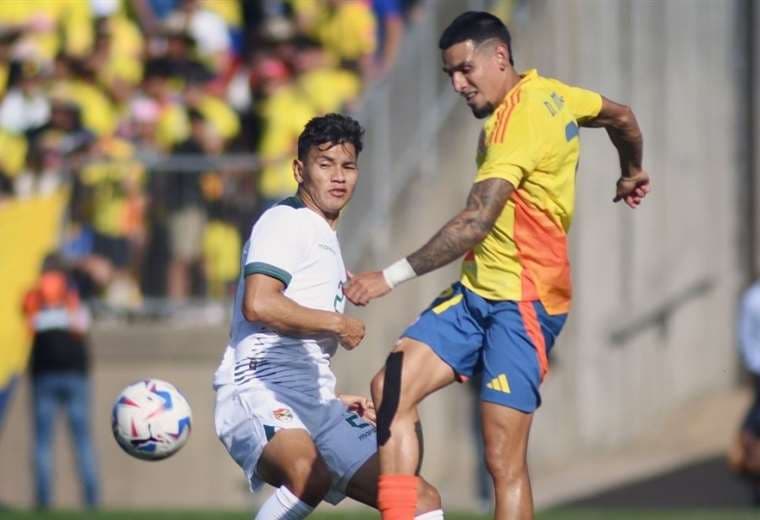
[378,474,418,520]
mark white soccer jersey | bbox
[224,196,347,401]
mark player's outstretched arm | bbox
[244,274,365,350]
[406,178,513,275]
[584,96,650,208]
[344,178,513,306]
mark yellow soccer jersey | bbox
[460,69,602,315]
[297,66,361,114]
[257,86,317,200]
[317,0,376,62]
[196,94,240,142]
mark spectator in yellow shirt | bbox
[316,0,377,80]
[0,0,93,64]
[49,56,116,137]
[293,37,361,114]
[202,204,240,301]
[163,108,219,303]
[78,136,145,310]
[183,78,240,144]
[142,60,190,151]
[254,57,316,212]
[89,14,144,104]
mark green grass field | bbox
[1,510,759,520]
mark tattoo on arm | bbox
[407,178,513,276]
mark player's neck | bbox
[499,68,523,104]
[296,190,339,229]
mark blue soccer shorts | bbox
[402,282,567,413]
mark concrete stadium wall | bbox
[344,0,748,499]
[521,0,744,460]
[0,0,749,513]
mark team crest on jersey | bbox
[272,408,293,422]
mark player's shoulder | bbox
[533,73,567,89]
[531,73,601,106]
[519,73,564,102]
[520,68,574,92]
[254,197,318,235]
[262,197,310,218]
[256,196,309,227]
[273,196,309,211]
[518,72,597,120]
[520,72,581,108]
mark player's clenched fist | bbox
[613,169,651,208]
[337,315,365,350]
[344,271,392,306]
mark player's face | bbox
[294,141,359,223]
[442,40,506,119]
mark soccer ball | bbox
[111,378,192,461]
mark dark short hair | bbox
[297,113,364,161]
[439,11,514,66]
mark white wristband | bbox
[382,258,417,288]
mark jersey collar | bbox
[501,69,537,108]
[276,195,306,209]
[491,69,537,122]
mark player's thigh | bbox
[480,401,533,477]
[315,402,376,505]
[373,338,458,412]
[372,283,487,411]
[344,453,378,507]
[387,283,486,399]
[257,428,331,489]
[218,387,324,491]
[213,384,237,438]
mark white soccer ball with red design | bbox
[111,378,192,461]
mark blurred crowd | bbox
[0,0,419,316]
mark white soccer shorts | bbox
[214,383,376,504]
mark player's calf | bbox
[481,402,533,520]
[416,477,443,516]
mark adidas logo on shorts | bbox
[486,374,511,394]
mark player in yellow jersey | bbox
[345,11,650,520]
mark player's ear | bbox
[495,43,508,71]
[293,159,304,184]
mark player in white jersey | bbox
[213,114,444,519]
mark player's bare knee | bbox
[416,480,442,512]
[484,449,527,486]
